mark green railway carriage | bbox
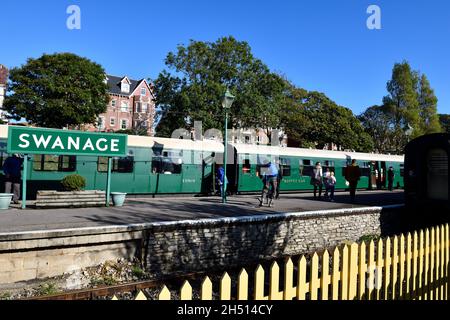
[227,143,405,194]
[0,125,222,198]
[0,125,404,198]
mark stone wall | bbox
[0,206,402,286]
[143,206,395,276]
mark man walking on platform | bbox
[388,166,395,191]
[3,154,23,204]
[344,159,361,203]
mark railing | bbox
[114,223,449,300]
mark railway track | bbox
[20,272,203,301]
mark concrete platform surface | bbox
[0,190,404,234]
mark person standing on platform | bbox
[275,159,283,200]
[216,165,228,198]
[388,166,395,191]
[323,167,331,199]
[311,162,323,199]
[259,160,279,207]
[326,172,337,202]
[345,159,361,203]
[3,154,23,204]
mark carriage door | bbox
[381,162,387,188]
[426,148,448,201]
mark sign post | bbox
[7,126,128,210]
[106,157,112,207]
[21,155,28,210]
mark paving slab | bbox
[0,190,404,234]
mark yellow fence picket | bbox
[331,248,340,300]
[297,256,308,300]
[424,229,430,300]
[418,231,424,300]
[348,243,358,301]
[159,286,171,300]
[367,240,375,300]
[220,272,231,301]
[310,253,320,300]
[405,233,412,299]
[446,224,449,300]
[321,250,331,301]
[399,235,405,299]
[237,269,249,301]
[430,228,435,300]
[412,232,418,300]
[254,265,268,300]
[269,262,283,300]
[391,236,398,300]
[340,245,349,300]
[180,280,193,300]
[376,239,383,300]
[135,291,147,300]
[435,227,440,300]
[383,238,391,300]
[283,258,296,300]
[201,276,213,300]
[358,242,366,300]
[440,225,445,300]
[111,295,118,300]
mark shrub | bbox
[61,174,86,191]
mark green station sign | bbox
[7,126,128,157]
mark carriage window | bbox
[322,160,336,175]
[280,158,291,177]
[151,156,182,174]
[400,164,404,177]
[98,156,134,173]
[33,155,76,172]
[242,159,251,174]
[300,159,313,177]
[359,162,371,177]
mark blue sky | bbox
[2,0,450,115]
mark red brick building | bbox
[0,64,8,121]
[85,75,156,136]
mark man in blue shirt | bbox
[3,154,23,204]
[259,160,279,207]
[216,165,228,198]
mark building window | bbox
[142,103,148,113]
[141,87,146,96]
[33,155,76,172]
[121,119,128,130]
[98,117,105,130]
[136,103,141,113]
[121,83,130,93]
[98,156,134,173]
[111,99,116,107]
[110,118,115,127]
[121,101,129,112]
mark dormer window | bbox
[121,83,130,93]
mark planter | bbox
[0,194,13,210]
[111,192,127,207]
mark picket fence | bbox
[114,223,449,300]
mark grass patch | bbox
[35,282,59,296]
[359,234,381,243]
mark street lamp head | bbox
[222,88,235,110]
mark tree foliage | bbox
[439,114,450,134]
[283,87,374,152]
[360,61,442,154]
[4,53,109,128]
[154,37,288,138]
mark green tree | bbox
[439,114,450,133]
[283,89,374,152]
[417,74,442,134]
[382,61,422,138]
[4,53,109,128]
[154,37,287,138]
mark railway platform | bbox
[0,190,404,234]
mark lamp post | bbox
[222,88,235,204]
